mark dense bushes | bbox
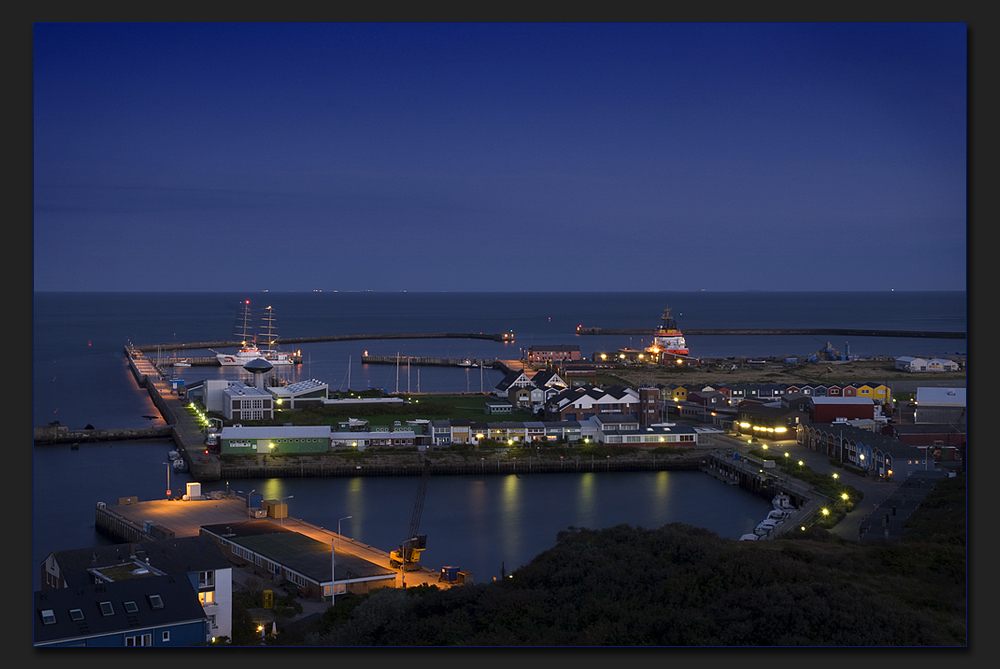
[302,522,965,646]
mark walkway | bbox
[701,433,910,541]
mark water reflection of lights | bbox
[655,470,670,501]
[576,472,595,521]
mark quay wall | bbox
[218,455,703,480]
[95,504,161,543]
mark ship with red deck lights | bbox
[647,307,690,362]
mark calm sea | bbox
[32,291,966,590]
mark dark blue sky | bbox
[33,23,967,292]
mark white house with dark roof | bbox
[34,575,209,647]
[38,536,231,643]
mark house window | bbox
[99,601,114,616]
[199,590,215,605]
[124,601,139,614]
[162,631,170,642]
[69,608,84,622]
[40,609,56,625]
[199,571,215,588]
[147,594,164,609]
[125,633,152,646]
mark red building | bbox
[807,397,875,423]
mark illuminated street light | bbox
[822,508,830,516]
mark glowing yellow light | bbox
[798,461,803,466]
[822,508,830,516]
[774,427,786,433]
[832,473,839,479]
[739,422,750,428]
[841,493,849,500]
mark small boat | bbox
[458,359,474,367]
[172,457,188,473]
[168,450,180,460]
[205,432,218,447]
[754,519,779,536]
[174,359,192,367]
[772,492,796,511]
[767,509,792,522]
[739,533,759,541]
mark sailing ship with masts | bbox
[216,301,299,366]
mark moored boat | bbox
[772,492,796,512]
[216,302,297,366]
[647,307,690,362]
[172,457,188,473]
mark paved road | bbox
[701,433,905,541]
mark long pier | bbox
[360,355,501,368]
[134,332,514,353]
[577,327,966,339]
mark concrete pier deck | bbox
[98,495,449,589]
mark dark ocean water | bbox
[32,291,966,590]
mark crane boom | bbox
[390,459,431,569]
[406,459,431,540]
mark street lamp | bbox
[238,489,256,519]
[338,516,352,549]
[162,462,172,498]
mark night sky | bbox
[32,22,967,293]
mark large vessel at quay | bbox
[648,306,690,361]
[215,301,297,366]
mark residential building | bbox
[526,345,581,363]
[797,423,929,479]
[39,536,233,641]
[544,385,641,422]
[34,576,209,647]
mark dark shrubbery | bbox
[302,521,965,646]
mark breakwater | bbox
[577,327,966,339]
[33,425,174,445]
[134,332,514,353]
[360,355,500,368]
